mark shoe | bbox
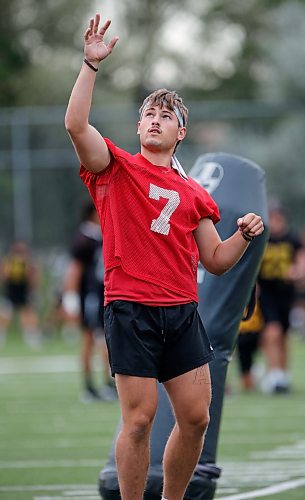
[261,369,290,394]
[81,386,103,404]
[99,384,118,402]
[274,383,290,394]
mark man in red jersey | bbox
[65,13,264,500]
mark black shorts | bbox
[104,300,214,383]
[259,290,294,333]
[81,285,104,332]
[5,283,29,308]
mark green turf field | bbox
[1,328,305,500]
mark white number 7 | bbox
[149,183,180,235]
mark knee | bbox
[181,410,210,438]
[125,412,155,443]
[192,412,210,435]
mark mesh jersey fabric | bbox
[104,265,194,306]
[80,138,220,304]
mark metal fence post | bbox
[10,110,32,243]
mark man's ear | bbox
[178,127,187,141]
[137,121,141,135]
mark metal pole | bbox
[10,109,32,242]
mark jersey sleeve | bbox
[203,191,220,224]
[196,186,220,225]
[79,138,119,187]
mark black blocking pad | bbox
[99,153,269,500]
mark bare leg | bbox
[262,321,283,370]
[97,335,112,385]
[241,371,255,391]
[20,306,42,349]
[0,301,12,346]
[261,322,291,392]
[82,329,94,382]
[115,375,158,500]
[279,334,289,371]
[162,364,211,500]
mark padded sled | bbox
[99,153,269,499]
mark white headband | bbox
[140,104,185,128]
[173,105,184,128]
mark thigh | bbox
[104,301,164,379]
[160,303,214,382]
[116,375,158,424]
[259,292,278,324]
[164,364,211,426]
[6,284,27,308]
[279,295,294,333]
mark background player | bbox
[65,13,264,500]
[258,199,304,393]
[62,202,116,402]
[0,241,41,349]
[237,298,264,391]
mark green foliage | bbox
[1,0,305,241]
[0,1,29,105]
[0,0,95,106]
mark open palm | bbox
[84,14,119,63]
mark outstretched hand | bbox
[237,213,264,239]
[84,13,119,65]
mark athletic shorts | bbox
[259,290,294,333]
[81,285,104,332]
[104,300,214,383]
[5,283,29,308]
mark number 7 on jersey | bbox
[149,183,180,236]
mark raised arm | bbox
[194,213,264,275]
[65,14,119,173]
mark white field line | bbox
[34,497,99,500]
[220,434,302,445]
[0,485,94,492]
[223,410,305,418]
[0,439,105,449]
[0,459,102,469]
[216,477,305,499]
[59,491,98,497]
[34,492,101,500]
[0,484,101,500]
[0,356,78,374]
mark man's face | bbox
[137,105,186,153]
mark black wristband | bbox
[84,58,98,72]
[241,231,254,242]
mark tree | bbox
[0,0,95,106]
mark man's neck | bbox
[140,146,173,167]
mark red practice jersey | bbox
[80,139,220,305]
